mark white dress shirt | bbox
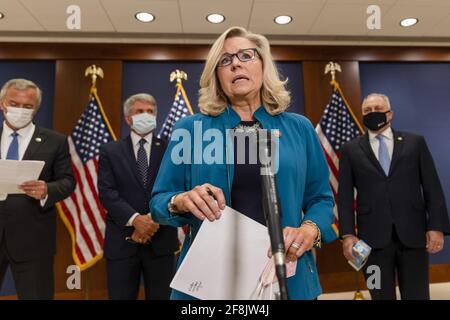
[368,126,394,161]
[1,121,48,205]
[1,121,36,160]
[126,131,153,226]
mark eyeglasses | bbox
[217,48,259,67]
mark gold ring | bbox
[291,242,301,250]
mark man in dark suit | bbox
[98,93,178,300]
[0,78,75,299]
[338,93,450,300]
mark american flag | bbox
[157,82,194,141]
[57,89,116,271]
[315,87,363,223]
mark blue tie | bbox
[376,135,390,175]
[137,139,149,187]
[6,132,19,160]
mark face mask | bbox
[363,111,390,131]
[4,106,34,129]
[131,113,156,135]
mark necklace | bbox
[233,121,261,134]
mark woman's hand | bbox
[172,183,226,221]
[268,225,319,262]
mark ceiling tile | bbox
[20,0,114,32]
[249,0,326,35]
[101,0,182,33]
[0,0,44,31]
[178,0,252,34]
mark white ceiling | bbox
[0,0,449,45]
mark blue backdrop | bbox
[0,61,55,128]
[360,62,450,264]
[121,61,304,137]
[0,60,56,296]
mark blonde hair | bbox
[199,26,290,116]
[0,78,42,107]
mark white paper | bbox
[170,206,271,300]
[0,159,45,196]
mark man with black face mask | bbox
[338,93,450,300]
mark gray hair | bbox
[123,93,157,116]
[0,78,42,107]
[362,93,392,110]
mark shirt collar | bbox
[2,121,35,138]
[368,126,393,141]
[130,130,153,147]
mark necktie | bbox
[137,139,149,187]
[376,134,390,175]
[6,132,19,160]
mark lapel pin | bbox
[398,137,403,141]
[35,137,42,142]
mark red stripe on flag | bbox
[70,162,101,257]
[81,158,106,240]
[59,200,87,265]
[321,145,339,179]
[90,158,106,220]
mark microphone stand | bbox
[259,132,289,300]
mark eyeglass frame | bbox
[217,48,260,67]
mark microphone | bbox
[259,131,289,300]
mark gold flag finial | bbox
[85,64,104,89]
[324,61,342,85]
[353,290,366,300]
[170,69,188,84]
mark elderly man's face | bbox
[1,87,39,130]
[1,87,39,114]
[125,100,156,127]
[362,96,390,115]
[216,37,263,105]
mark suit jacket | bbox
[0,125,75,261]
[98,134,178,260]
[338,129,450,249]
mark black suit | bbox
[338,129,450,299]
[98,134,178,300]
[0,125,75,299]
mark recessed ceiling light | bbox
[274,15,292,25]
[0,12,4,19]
[135,12,155,23]
[206,13,225,24]
[400,17,418,27]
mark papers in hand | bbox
[0,159,45,200]
[348,239,372,271]
[170,206,272,300]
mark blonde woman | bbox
[150,26,337,300]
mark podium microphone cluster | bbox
[259,132,289,300]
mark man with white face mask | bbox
[98,93,178,300]
[0,78,75,299]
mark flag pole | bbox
[82,64,104,300]
[324,61,366,300]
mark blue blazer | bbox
[98,134,178,260]
[150,106,337,300]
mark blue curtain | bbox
[0,61,55,128]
